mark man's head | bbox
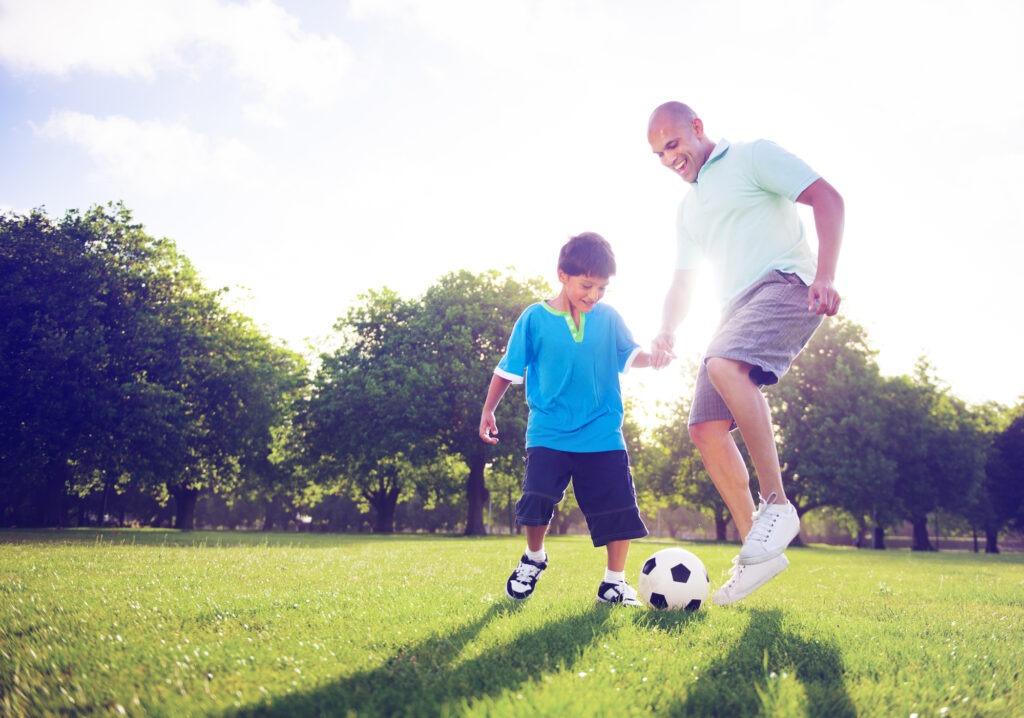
[647,101,715,184]
[557,232,616,313]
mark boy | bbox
[479,232,653,605]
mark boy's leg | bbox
[596,539,642,606]
[525,524,547,554]
[604,539,629,572]
[506,527,549,601]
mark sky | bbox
[2,0,1023,413]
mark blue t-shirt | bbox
[676,138,820,304]
[495,301,641,452]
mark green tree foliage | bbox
[304,288,430,533]
[769,318,898,545]
[985,408,1024,550]
[638,360,736,541]
[413,269,546,535]
[0,205,305,528]
[880,362,987,551]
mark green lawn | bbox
[1,530,1021,717]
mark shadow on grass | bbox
[228,601,617,717]
[673,608,856,717]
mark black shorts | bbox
[515,447,649,547]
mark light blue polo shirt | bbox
[495,301,641,452]
[676,138,820,304]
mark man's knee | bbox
[688,420,730,451]
[705,356,752,389]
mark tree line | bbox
[2,205,1022,551]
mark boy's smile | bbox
[556,271,609,318]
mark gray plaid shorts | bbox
[689,270,824,426]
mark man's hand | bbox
[807,278,841,316]
[650,331,677,369]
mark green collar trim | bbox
[542,301,585,343]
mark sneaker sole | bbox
[712,556,789,606]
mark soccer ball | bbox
[638,547,710,611]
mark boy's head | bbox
[558,232,616,279]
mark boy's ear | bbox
[556,269,569,285]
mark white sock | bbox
[604,569,625,584]
[526,547,546,562]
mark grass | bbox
[1,530,1022,717]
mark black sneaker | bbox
[505,554,548,600]
[596,580,643,606]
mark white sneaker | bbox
[595,580,643,606]
[712,554,789,606]
[505,554,548,600]
[738,493,800,565]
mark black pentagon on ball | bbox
[684,598,702,612]
[641,557,657,575]
[669,562,692,583]
[649,592,669,609]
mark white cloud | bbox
[0,0,354,115]
[33,111,261,196]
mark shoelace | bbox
[615,582,638,601]
[745,492,779,544]
[514,562,542,581]
[722,557,743,587]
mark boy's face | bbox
[557,271,609,313]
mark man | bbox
[647,101,844,605]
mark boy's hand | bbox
[650,331,676,369]
[479,413,499,444]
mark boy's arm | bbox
[479,373,513,444]
[630,350,655,369]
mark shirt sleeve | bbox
[495,306,531,384]
[750,139,820,201]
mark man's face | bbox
[558,272,608,313]
[648,113,707,184]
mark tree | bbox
[413,269,545,536]
[984,407,1024,551]
[768,317,898,547]
[638,359,737,541]
[1,204,305,529]
[304,288,436,533]
[881,362,986,551]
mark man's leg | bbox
[688,418,757,539]
[704,356,786,504]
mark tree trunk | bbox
[262,498,276,532]
[464,454,489,536]
[172,485,200,531]
[41,461,70,527]
[911,515,935,551]
[985,528,1000,554]
[714,513,729,542]
[372,489,398,534]
[871,525,886,549]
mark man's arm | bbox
[651,268,697,368]
[797,177,845,316]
